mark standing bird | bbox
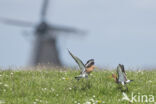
[112,64,133,87]
[68,50,95,80]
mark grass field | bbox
[0,69,155,104]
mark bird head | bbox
[112,74,117,82]
[85,59,94,68]
[85,59,95,73]
[112,74,117,78]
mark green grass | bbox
[0,69,155,104]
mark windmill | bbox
[0,0,83,67]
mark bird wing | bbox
[120,64,128,80]
[117,64,127,83]
[68,50,86,72]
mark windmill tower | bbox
[0,0,83,67]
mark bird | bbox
[112,64,133,86]
[68,50,95,80]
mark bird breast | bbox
[86,65,95,73]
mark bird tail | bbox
[75,76,82,80]
[126,80,134,83]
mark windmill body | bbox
[33,22,61,66]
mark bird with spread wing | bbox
[68,50,95,80]
[112,64,133,87]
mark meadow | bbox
[0,69,155,104]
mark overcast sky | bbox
[0,0,156,69]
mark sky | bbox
[0,0,156,69]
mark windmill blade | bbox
[48,25,86,34]
[41,0,49,21]
[0,17,35,27]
